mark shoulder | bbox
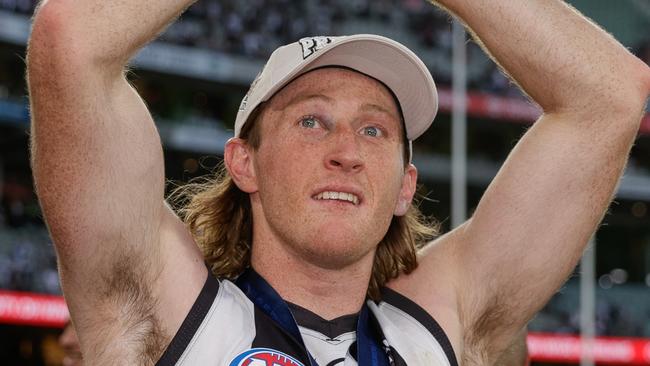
[371,287,459,366]
[156,276,257,365]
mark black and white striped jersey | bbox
[155,273,459,366]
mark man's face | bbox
[240,67,417,268]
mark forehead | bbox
[266,67,401,115]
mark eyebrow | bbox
[360,103,400,120]
[276,93,334,110]
[279,93,398,119]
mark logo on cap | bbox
[299,36,333,59]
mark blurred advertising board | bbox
[0,291,68,328]
[529,332,650,365]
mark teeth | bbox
[314,191,359,205]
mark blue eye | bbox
[300,116,319,129]
[362,126,381,137]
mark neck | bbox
[250,235,374,320]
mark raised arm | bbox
[27,0,206,363]
[390,0,650,363]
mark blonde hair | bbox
[170,108,438,300]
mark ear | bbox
[224,137,258,193]
[394,164,418,216]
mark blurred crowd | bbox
[530,294,650,338]
[0,0,444,58]
[3,0,650,94]
[163,0,452,59]
[0,0,511,93]
[0,0,34,14]
[0,173,60,294]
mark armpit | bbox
[83,250,171,365]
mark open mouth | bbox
[313,191,360,205]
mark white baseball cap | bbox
[235,34,438,157]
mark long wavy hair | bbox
[170,106,438,300]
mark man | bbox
[26,0,650,365]
[59,320,83,366]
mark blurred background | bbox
[0,0,649,365]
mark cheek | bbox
[369,161,405,208]
[254,142,309,193]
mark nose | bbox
[324,131,364,173]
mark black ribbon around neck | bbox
[235,268,391,366]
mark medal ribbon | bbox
[236,268,390,366]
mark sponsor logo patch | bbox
[229,348,305,366]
